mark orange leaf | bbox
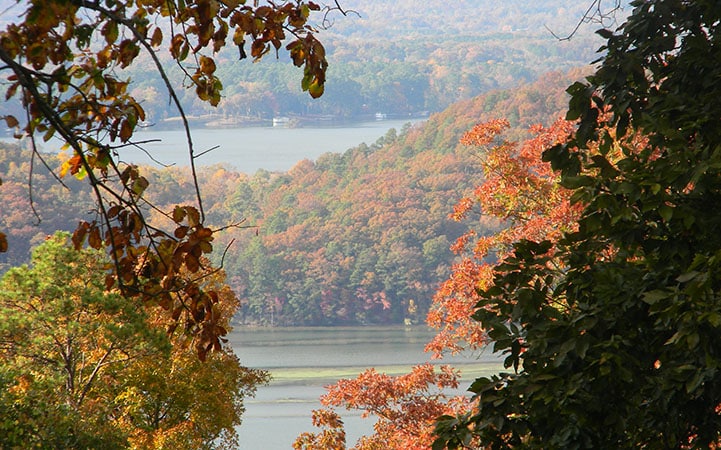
[199,55,216,74]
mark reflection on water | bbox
[231,326,502,449]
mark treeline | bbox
[0,69,578,325]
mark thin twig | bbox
[545,0,622,41]
[193,145,220,159]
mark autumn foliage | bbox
[0,233,268,448]
[295,118,582,448]
[426,118,580,356]
[0,0,331,360]
[294,364,472,450]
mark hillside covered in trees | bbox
[1,69,581,325]
[0,0,602,125]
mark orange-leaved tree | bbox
[294,364,470,450]
[426,117,581,357]
[0,0,335,359]
[294,118,582,449]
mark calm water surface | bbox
[229,326,502,449]
[124,119,421,173]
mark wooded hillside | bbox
[0,69,581,325]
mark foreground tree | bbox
[0,0,332,358]
[426,118,579,357]
[435,1,721,447]
[0,233,267,448]
[294,364,471,450]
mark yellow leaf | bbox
[308,78,324,98]
[59,160,71,178]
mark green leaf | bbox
[642,289,670,305]
[658,204,673,222]
[676,271,699,283]
[131,176,149,196]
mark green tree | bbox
[435,1,721,448]
[0,233,167,448]
[0,233,268,449]
[0,0,331,356]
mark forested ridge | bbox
[0,0,601,125]
[0,68,579,325]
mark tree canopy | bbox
[433,0,721,447]
[0,0,333,359]
[0,233,268,448]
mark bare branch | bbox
[545,0,623,41]
[321,1,360,30]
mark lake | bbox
[228,326,502,449]
[119,119,423,173]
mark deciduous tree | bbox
[294,364,471,450]
[427,118,580,357]
[294,118,581,449]
[0,233,268,448]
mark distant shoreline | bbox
[146,111,430,131]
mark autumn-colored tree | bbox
[294,118,582,449]
[426,117,580,357]
[0,233,268,448]
[294,364,472,450]
[0,0,332,358]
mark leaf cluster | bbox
[0,233,268,448]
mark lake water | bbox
[123,119,422,173]
[229,326,502,449]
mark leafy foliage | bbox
[0,0,331,359]
[434,1,721,447]
[0,233,268,448]
[426,117,581,357]
[294,364,472,450]
[292,116,582,448]
[1,69,577,326]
